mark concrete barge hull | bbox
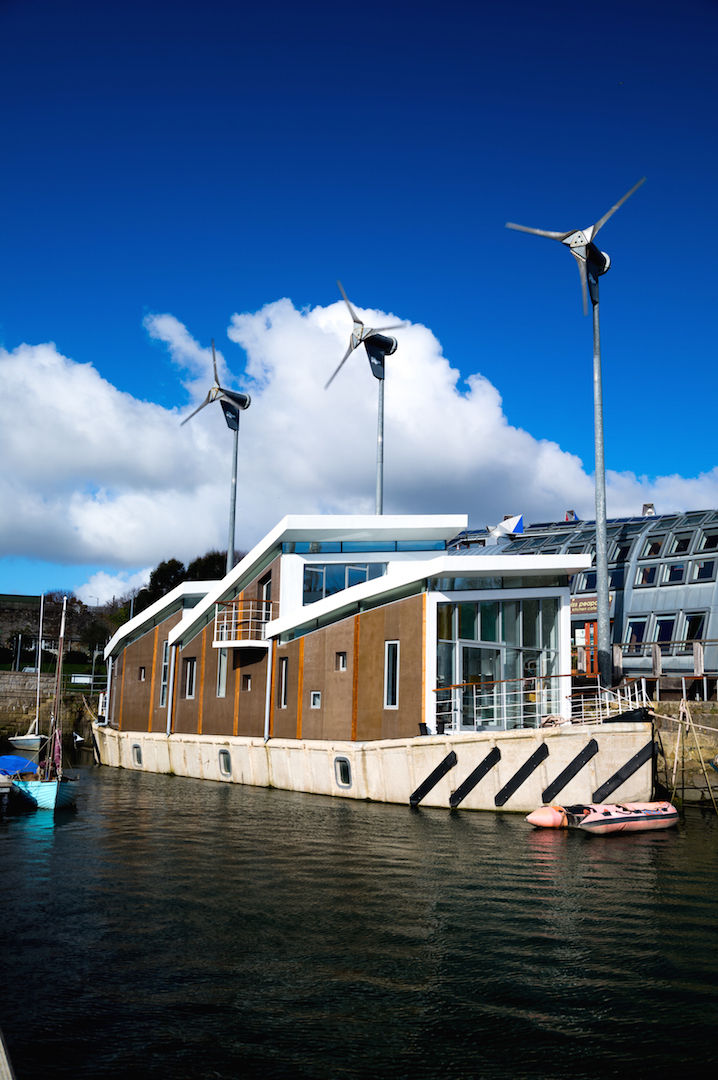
[92,722,654,813]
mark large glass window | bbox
[625,618,647,654]
[684,612,706,644]
[655,616,676,654]
[303,563,385,604]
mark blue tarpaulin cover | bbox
[0,755,39,775]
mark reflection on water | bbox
[1,767,717,1079]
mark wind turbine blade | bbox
[180,392,213,425]
[324,343,355,390]
[373,323,406,332]
[337,280,361,324]
[506,222,568,240]
[591,177,646,237]
[211,339,219,385]
[575,257,589,316]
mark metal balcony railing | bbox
[434,674,651,733]
[214,600,279,645]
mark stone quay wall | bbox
[0,671,54,737]
[652,702,718,805]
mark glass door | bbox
[461,646,501,730]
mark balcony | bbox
[213,600,279,647]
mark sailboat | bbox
[12,596,78,811]
[9,594,47,756]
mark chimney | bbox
[642,503,656,517]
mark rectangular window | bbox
[684,612,706,643]
[310,691,321,709]
[700,533,718,552]
[216,648,227,698]
[183,657,196,699]
[384,641,399,709]
[138,666,146,682]
[242,673,252,692]
[655,617,676,654]
[260,573,272,620]
[664,562,686,585]
[625,619,647,654]
[335,651,347,672]
[159,641,169,707]
[693,559,716,582]
[635,565,657,587]
[613,542,633,561]
[640,537,663,559]
[669,534,691,555]
[278,656,288,708]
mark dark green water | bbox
[1,766,717,1080]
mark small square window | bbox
[700,533,718,552]
[310,691,321,709]
[669,534,691,555]
[335,651,347,672]
[640,537,663,559]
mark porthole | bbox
[334,756,352,788]
[131,743,143,766]
[219,749,232,777]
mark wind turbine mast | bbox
[507,178,645,688]
[325,281,405,514]
[181,339,251,575]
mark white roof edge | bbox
[267,552,592,638]
[169,512,470,647]
[104,580,217,660]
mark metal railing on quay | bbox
[214,599,279,644]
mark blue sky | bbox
[1,0,716,601]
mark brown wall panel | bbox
[113,610,184,733]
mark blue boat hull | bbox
[13,778,77,810]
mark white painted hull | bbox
[92,722,654,813]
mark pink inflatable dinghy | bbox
[526,801,679,835]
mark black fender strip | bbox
[542,739,599,804]
[592,740,654,803]
[449,747,502,808]
[409,750,458,807]
[494,742,549,807]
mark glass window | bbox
[664,563,686,585]
[625,619,647,654]
[131,744,143,766]
[384,641,399,708]
[303,566,325,605]
[655,616,675,653]
[303,562,385,603]
[700,533,718,552]
[635,565,657,587]
[183,657,196,699]
[541,598,559,651]
[669,534,691,555]
[580,571,597,592]
[242,673,252,692]
[335,652,347,671]
[334,756,352,787]
[346,565,369,588]
[609,567,625,588]
[612,541,633,562]
[159,641,169,707]
[278,656,288,708]
[640,537,663,558]
[138,666,146,682]
[522,598,539,648]
[693,559,716,582]
[437,642,454,687]
[216,648,227,698]
[437,603,454,641]
[503,601,520,645]
[480,602,498,642]
[219,749,231,776]
[459,603,477,640]
[684,612,706,642]
[310,691,321,709]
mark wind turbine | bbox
[182,340,251,575]
[506,178,645,688]
[325,281,405,514]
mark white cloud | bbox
[3,303,718,598]
[75,568,152,606]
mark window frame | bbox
[216,647,228,698]
[159,640,169,707]
[384,640,400,710]
[278,656,288,709]
[183,657,196,700]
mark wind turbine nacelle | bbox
[223,389,252,411]
[366,333,397,356]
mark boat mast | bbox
[47,595,67,781]
[32,593,45,737]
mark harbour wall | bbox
[0,671,54,736]
[652,703,718,805]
